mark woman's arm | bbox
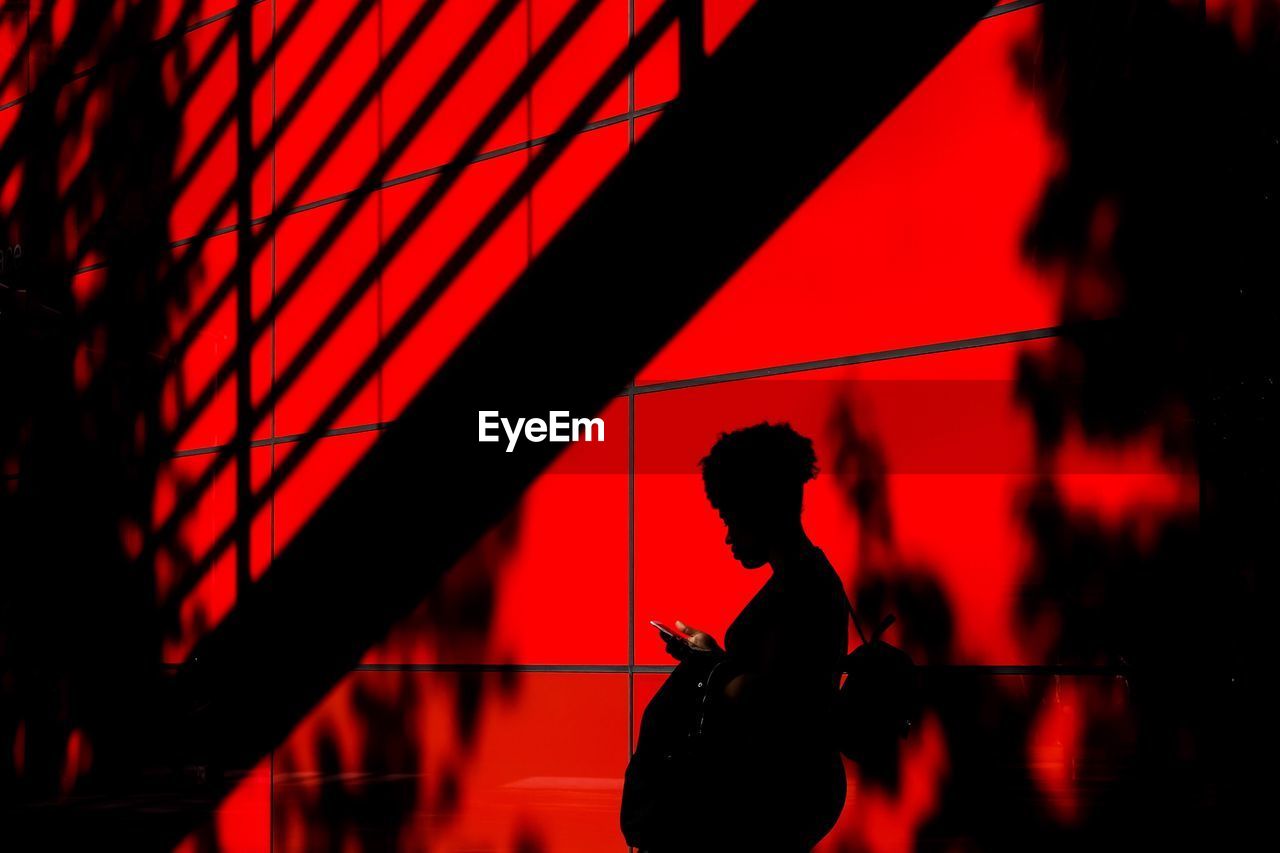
[719,579,841,709]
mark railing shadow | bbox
[2,0,993,847]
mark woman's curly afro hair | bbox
[699,422,818,516]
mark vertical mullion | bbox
[627,384,635,752]
[376,0,384,427]
[627,0,634,146]
[268,2,278,850]
[627,25,639,853]
[527,0,534,262]
[234,0,255,600]
[626,382,636,853]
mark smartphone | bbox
[649,620,691,645]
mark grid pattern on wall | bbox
[0,2,1169,850]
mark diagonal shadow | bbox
[37,0,508,594]
[4,0,995,845]
[56,0,334,269]
[60,0,369,294]
[157,0,665,619]
[138,0,540,610]
[154,0,521,454]
[73,0,515,452]
[19,0,994,848]
[145,0,598,596]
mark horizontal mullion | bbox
[72,101,673,278]
[985,0,1044,21]
[630,326,1063,395]
[165,324,1064,461]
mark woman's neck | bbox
[767,526,816,577]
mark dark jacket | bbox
[622,547,848,851]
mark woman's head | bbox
[700,422,818,568]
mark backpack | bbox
[834,598,921,776]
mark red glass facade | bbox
[2,1,1230,850]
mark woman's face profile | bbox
[719,506,769,569]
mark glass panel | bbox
[638,6,1061,383]
[634,339,1193,667]
[274,670,630,850]
[275,0,379,207]
[366,397,628,666]
[381,0,529,180]
[531,0,628,139]
[274,199,380,436]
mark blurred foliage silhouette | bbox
[2,0,1275,850]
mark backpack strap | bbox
[840,585,896,645]
[841,587,868,645]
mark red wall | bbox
[1,1,1197,849]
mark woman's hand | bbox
[662,619,723,662]
[675,620,722,653]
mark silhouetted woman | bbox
[622,422,848,852]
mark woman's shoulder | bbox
[730,548,846,646]
[791,549,850,627]
[778,547,843,596]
